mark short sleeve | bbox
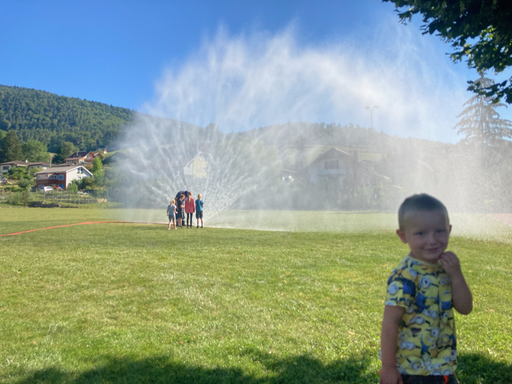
[385,271,416,309]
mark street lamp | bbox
[365,105,378,162]
[365,105,378,130]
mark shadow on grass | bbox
[15,353,377,384]
[457,352,512,384]
[13,352,512,383]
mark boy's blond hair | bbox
[398,193,448,230]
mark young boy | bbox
[166,199,177,230]
[177,194,185,227]
[380,194,472,384]
[195,193,204,228]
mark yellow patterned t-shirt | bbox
[384,255,457,376]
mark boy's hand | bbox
[379,366,403,384]
[438,251,462,277]
[439,251,473,314]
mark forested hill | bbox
[0,85,135,152]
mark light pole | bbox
[365,105,378,162]
[365,105,378,130]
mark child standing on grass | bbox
[195,193,204,228]
[184,191,195,228]
[166,199,177,230]
[177,194,185,227]
[380,194,472,384]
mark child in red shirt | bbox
[184,191,195,228]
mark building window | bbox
[59,175,64,180]
[324,159,339,170]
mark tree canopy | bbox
[384,0,512,103]
[0,84,135,152]
[22,140,49,162]
[60,141,78,159]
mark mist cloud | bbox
[143,21,467,142]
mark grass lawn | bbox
[0,206,511,383]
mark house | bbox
[303,147,389,190]
[126,147,210,181]
[0,160,31,173]
[64,151,88,165]
[27,162,51,171]
[65,151,104,165]
[1,160,51,173]
[304,148,354,188]
[34,165,93,190]
[183,152,209,178]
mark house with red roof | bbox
[35,165,93,190]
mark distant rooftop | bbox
[35,165,92,175]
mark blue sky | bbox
[1,0,510,142]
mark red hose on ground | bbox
[0,221,127,237]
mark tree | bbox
[51,154,65,165]
[0,130,23,162]
[59,141,78,159]
[0,110,10,131]
[0,129,5,161]
[455,73,512,147]
[91,156,103,174]
[384,0,512,103]
[91,156,104,186]
[68,180,79,194]
[22,140,49,162]
[8,166,30,180]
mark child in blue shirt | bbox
[195,193,204,228]
[166,199,177,230]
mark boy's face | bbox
[396,209,451,264]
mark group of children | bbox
[166,191,204,230]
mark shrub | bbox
[5,192,22,205]
[68,180,79,194]
[18,178,32,189]
[21,188,31,206]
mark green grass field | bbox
[1,206,511,383]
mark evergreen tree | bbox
[92,156,104,186]
[455,73,512,148]
[0,130,6,161]
[91,156,103,174]
[0,129,23,162]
